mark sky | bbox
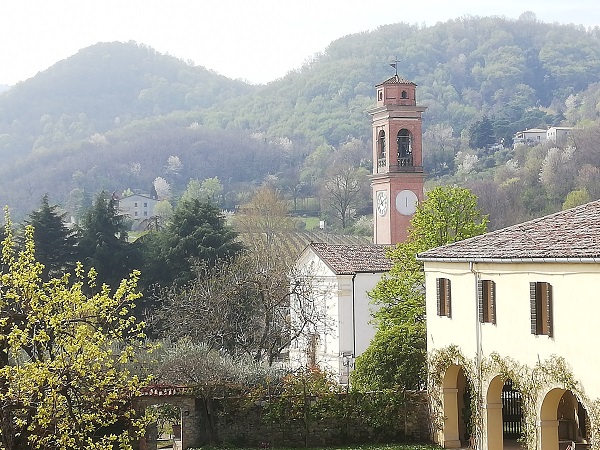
[1,0,599,87]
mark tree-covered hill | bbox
[0,41,254,162]
[1,15,600,223]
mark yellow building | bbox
[418,201,600,450]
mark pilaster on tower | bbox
[368,72,427,245]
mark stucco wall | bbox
[425,260,600,399]
[290,248,385,382]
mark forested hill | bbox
[0,42,255,161]
[1,14,600,223]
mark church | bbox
[288,69,427,382]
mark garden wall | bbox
[206,390,431,448]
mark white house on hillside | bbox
[513,126,574,148]
[289,243,392,383]
[418,200,600,450]
[118,192,158,230]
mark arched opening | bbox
[397,129,412,167]
[442,364,473,448]
[141,403,183,450]
[540,389,591,450]
[502,379,525,448]
[486,376,525,450]
[378,130,386,168]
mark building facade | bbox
[118,192,158,229]
[368,73,426,244]
[290,243,392,383]
[419,200,600,450]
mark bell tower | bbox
[368,69,426,245]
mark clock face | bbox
[376,191,388,216]
[396,190,418,216]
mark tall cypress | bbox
[24,194,78,279]
[77,192,142,288]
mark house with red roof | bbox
[289,243,392,383]
[418,200,600,450]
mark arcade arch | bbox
[540,389,590,450]
[441,364,474,448]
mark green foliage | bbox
[23,194,77,279]
[353,187,487,391]
[468,116,495,150]
[189,444,441,450]
[351,323,425,392]
[77,191,142,288]
[181,177,224,204]
[142,199,243,287]
[0,213,148,449]
[409,186,489,247]
[249,369,423,446]
[563,189,590,209]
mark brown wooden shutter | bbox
[490,281,497,325]
[436,278,442,316]
[530,282,538,334]
[546,283,553,338]
[445,279,452,318]
[477,280,484,323]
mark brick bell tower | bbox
[368,66,426,245]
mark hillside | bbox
[1,16,600,224]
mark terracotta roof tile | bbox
[377,74,416,86]
[418,200,600,261]
[309,243,393,275]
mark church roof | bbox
[418,200,600,262]
[308,243,393,275]
[377,74,416,86]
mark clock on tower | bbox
[368,65,427,245]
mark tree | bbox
[180,177,223,204]
[153,339,284,445]
[145,199,243,287]
[152,247,329,365]
[23,194,77,279]
[468,115,495,150]
[78,192,142,288]
[234,185,294,250]
[322,165,370,229]
[563,189,590,209]
[423,124,458,177]
[351,186,488,391]
[0,217,147,450]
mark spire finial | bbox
[389,57,401,76]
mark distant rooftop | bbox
[308,243,393,275]
[377,74,416,86]
[418,200,600,262]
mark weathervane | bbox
[389,57,401,76]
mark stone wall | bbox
[206,390,431,448]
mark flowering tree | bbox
[0,215,148,450]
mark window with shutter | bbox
[530,281,553,336]
[478,280,496,324]
[436,278,451,318]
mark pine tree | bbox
[144,199,243,287]
[78,192,142,288]
[23,194,77,279]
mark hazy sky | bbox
[1,0,598,86]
